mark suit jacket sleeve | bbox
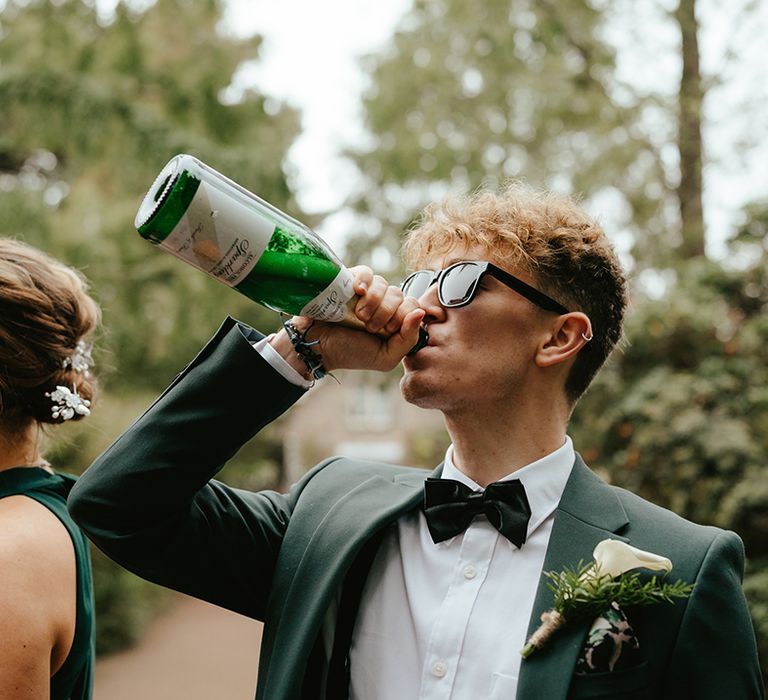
[666,530,764,699]
[68,317,317,621]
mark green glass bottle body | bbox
[135,154,355,322]
[135,155,428,352]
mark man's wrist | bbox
[268,330,315,380]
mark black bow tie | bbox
[423,477,532,547]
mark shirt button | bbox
[463,565,477,579]
[432,661,447,678]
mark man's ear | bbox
[535,312,593,368]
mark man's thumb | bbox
[386,309,426,359]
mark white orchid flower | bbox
[592,539,672,579]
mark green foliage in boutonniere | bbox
[521,539,694,658]
[546,560,694,620]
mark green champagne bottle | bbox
[135,154,428,351]
[136,154,358,322]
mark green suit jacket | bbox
[68,318,763,699]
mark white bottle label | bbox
[299,267,355,321]
[160,182,270,286]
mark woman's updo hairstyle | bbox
[0,239,100,429]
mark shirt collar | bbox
[441,437,575,538]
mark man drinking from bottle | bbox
[69,184,762,699]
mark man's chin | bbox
[399,372,442,409]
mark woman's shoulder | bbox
[0,494,76,592]
[0,494,78,691]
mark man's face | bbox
[400,245,555,413]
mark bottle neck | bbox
[137,167,202,243]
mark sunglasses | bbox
[400,260,568,314]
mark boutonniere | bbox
[521,539,694,658]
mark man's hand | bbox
[270,266,425,375]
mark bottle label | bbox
[159,182,270,286]
[299,267,355,321]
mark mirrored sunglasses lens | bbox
[401,271,433,299]
[440,263,481,306]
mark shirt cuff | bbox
[252,335,314,390]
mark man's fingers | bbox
[349,265,374,295]
[385,309,425,359]
[354,274,388,321]
[365,286,404,333]
[384,296,421,335]
[312,269,426,372]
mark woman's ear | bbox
[535,312,593,368]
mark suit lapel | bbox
[516,457,630,700]
[257,466,428,700]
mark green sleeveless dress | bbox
[0,467,95,699]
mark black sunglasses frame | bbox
[401,260,568,314]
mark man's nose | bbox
[417,282,445,321]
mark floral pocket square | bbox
[575,602,643,675]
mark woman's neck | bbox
[0,423,46,472]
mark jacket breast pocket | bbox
[568,661,650,699]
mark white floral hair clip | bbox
[46,385,91,421]
[62,340,93,376]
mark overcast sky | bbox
[221,0,411,252]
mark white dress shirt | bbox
[348,441,574,700]
[253,337,574,698]
[254,335,314,389]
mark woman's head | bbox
[0,239,100,432]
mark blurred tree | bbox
[674,0,705,258]
[344,0,673,271]
[0,0,300,653]
[0,0,300,389]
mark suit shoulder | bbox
[286,456,427,503]
[607,482,743,564]
[309,456,428,484]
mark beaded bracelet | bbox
[281,319,329,381]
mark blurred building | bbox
[281,370,447,485]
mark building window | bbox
[345,382,394,431]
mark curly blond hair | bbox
[0,239,101,429]
[402,183,628,402]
